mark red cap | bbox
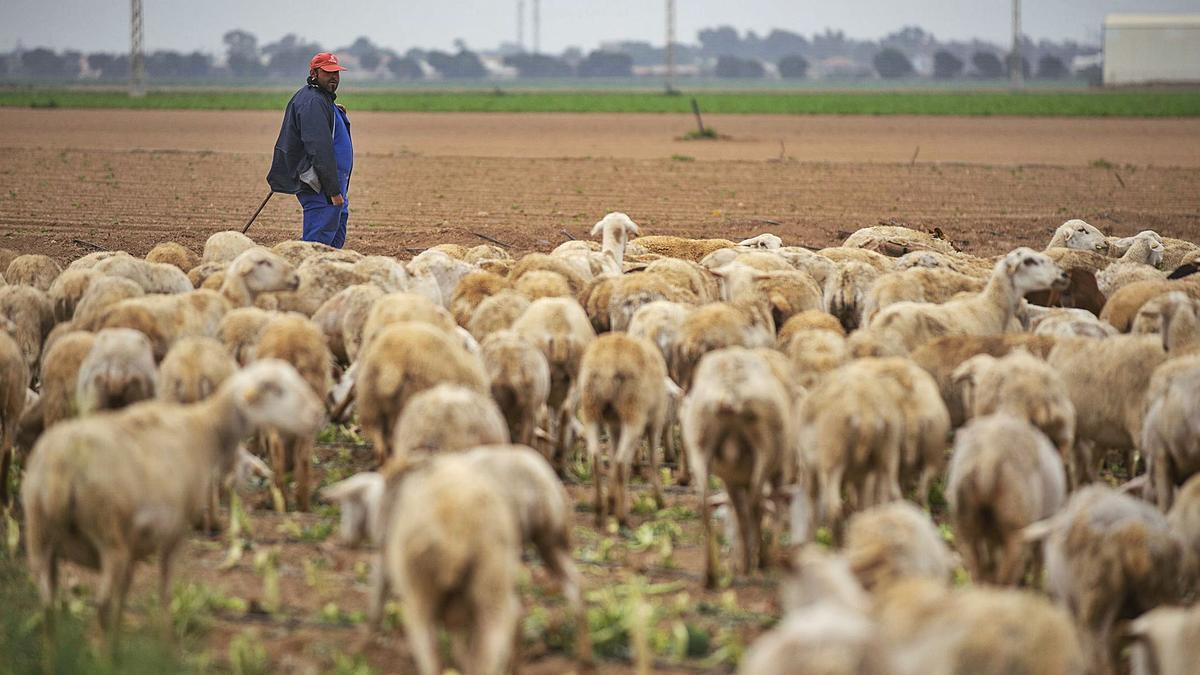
[309,52,347,72]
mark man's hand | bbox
[331,194,345,206]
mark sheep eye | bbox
[1023,258,1039,266]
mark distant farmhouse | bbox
[1103,14,1200,85]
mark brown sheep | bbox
[254,314,333,511]
[146,242,199,272]
[157,336,237,404]
[449,270,511,326]
[466,290,530,342]
[480,330,550,447]
[910,334,1057,427]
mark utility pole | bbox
[532,0,541,55]
[517,0,525,53]
[130,0,145,97]
[1010,0,1023,88]
[665,0,676,92]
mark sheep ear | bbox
[627,220,641,236]
[590,221,604,237]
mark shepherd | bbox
[266,52,353,249]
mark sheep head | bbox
[1003,248,1069,295]
[231,248,300,295]
[1056,219,1107,252]
[230,359,324,437]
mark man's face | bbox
[314,68,339,94]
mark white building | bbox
[1103,14,1200,85]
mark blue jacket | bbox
[266,84,345,198]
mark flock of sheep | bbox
[1,212,1200,674]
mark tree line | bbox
[0,25,1097,82]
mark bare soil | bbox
[2,110,1199,672]
[1,110,1199,264]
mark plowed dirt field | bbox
[1,109,1199,263]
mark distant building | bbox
[1103,14,1200,85]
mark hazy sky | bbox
[3,1,1199,55]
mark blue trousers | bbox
[298,190,348,249]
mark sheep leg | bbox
[158,542,179,638]
[555,405,572,476]
[675,439,691,487]
[915,465,936,510]
[698,464,720,589]
[996,535,1027,587]
[534,533,591,664]
[402,594,442,675]
[1154,451,1174,512]
[882,436,903,505]
[294,435,313,512]
[267,431,288,512]
[585,422,606,526]
[728,489,757,575]
[0,444,10,506]
[366,553,390,634]
[613,423,644,526]
[818,464,845,535]
[469,595,519,675]
[648,421,666,509]
[96,547,134,638]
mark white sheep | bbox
[93,254,193,294]
[511,297,596,470]
[480,330,550,447]
[843,501,955,594]
[0,328,29,505]
[953,349,1077,485]
[22,360,323,633]
[799,359,905,536]
[822,261,882,331]
[1027,485,1190,675]
[5,254,62,291]
[1127,603,1200,675]
[1141,355,1200,511]
[202,230,256,264]
[589,211,640,268]
[376,455,522,675]
[157,336,237,404]
[948,413,1066,586]
[75,328,158,416]
[357,321,489,465]
[578,332,669,525]
[682,347,794,587]
[391,383,509,458]
[1047,219,1108,252]
[868,247,1068,353]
